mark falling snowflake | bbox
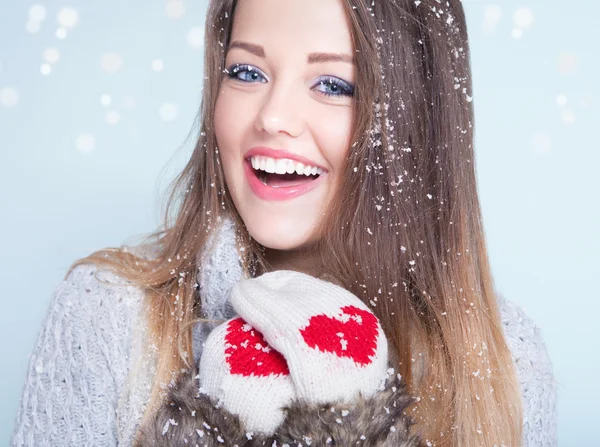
[0,86,19,107]
[101,53,123,74]
[43,48,60,64]
[100,94,112,106]
[106,110,120,125]
[531,133,552,155]
[159,103,179,122]
[513,7,534,29]
[152,59,164,72]
[561,109,575,124]
[166,0,186,19]
[57,7,79,29]
[187,27,204,49]
[29,4,46,22]
[483,4,502,33]
[75,133,96,153]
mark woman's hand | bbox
[151,270,417,444]
[198,314,296,435]
[229,269,389,405]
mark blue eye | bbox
[226,64,267,83]
[315,76,354,98]
[224,64,354,98]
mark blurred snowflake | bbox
[159,103,179,122]
[101,53,123,74]
[483,4,502,34]
[0,86,19,107]
[166,0,185,19]
[75,133,96,153]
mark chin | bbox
[242,213,317,251]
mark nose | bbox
[254,80,304,138]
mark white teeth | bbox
[249,155,325,177]
[286,161,296,174]
[264,158,276,173]
[274,159,288,174]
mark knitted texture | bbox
[498,292,558,445]
[10,264,147,447]
[11,218,558,446]
[229,270,389,404]
[198,270,389,435]
[135,362,420,447]
[198,315,296,434]
[194,218,246,363]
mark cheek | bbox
[214,91,238,151]
[214,91,248,177]
[312,106,353,172]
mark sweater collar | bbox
[192,216,244,363]
[197,216,245,319]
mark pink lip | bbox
[243,152,328,201]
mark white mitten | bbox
[198,315,296,435]
[229,270,389,405]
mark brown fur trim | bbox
[135,366,422,446]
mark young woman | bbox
[11,0,557,445]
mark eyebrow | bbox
[227,41,355,65]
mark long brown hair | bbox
[68,0,523,444]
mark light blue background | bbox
[1,0,598,444]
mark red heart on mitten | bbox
[300,305,379,365]
[225,317,290,377]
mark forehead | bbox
[230,0,353,56]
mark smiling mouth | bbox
[255,170,320,187]
[247,160,323,188]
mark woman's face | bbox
[214,0,355,251]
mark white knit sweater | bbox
[10,219,558,446]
